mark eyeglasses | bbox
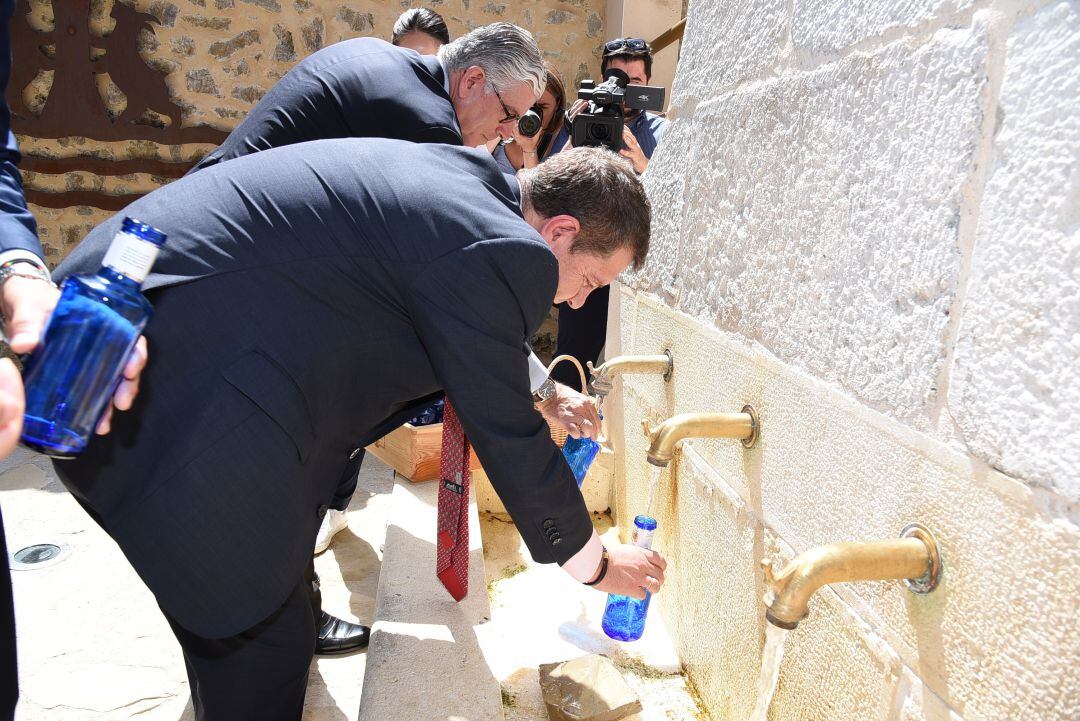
[489,84,521,123]
[603,38,649,55]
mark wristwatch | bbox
[531,377,556,404]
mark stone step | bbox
[358,475,502,721]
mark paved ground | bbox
[479,511,708,721]
[0,448,394,721]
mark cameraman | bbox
[548,38,666,390]
[550,38,667,174]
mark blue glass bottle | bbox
[601,515,657,641]
[562,435,600,487]
[21,218,166,457]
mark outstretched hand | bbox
[1,275,149,437]
[592,543,667,599]
[537,382,602,439]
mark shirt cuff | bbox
[528,351,548,393]
[560,531,604,583]
[0,249,50,279]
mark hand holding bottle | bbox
[591,542,666,600]
[0,358,23,459]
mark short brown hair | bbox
[520,147,650,270]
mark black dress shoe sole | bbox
[314,640,369,657]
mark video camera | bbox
[570,68,665,152]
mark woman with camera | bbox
[484,70,565,172]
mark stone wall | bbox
[12,0,605,266]
[607,0,1078,719]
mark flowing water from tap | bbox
[747,623,788,721]
[644,465,663,517]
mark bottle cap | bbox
[634,515,657,531]
[121,217,167,247]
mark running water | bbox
[644,465,663,517]
[748,623,789,721]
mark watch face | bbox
[535,378,555,401]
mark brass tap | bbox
[587,350,673,397]
[642,406,759,466]
[761,523,943,630]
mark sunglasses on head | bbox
[603,38,649,55]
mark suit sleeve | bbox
[0,0,42,259]
[406,239,593,565]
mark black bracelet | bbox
[583,546,609,586]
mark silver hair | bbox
[437,22,545,97]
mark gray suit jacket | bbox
[53,139,592,638]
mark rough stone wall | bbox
[15,0,605,265]
[610,0,1079,719]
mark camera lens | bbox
[517,110,542,138]
[589,124,611,141]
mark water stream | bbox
[748,623,789,721]
[644,464,663,517]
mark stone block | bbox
[613,290,1080,721]
[950,0,1080,501]
[626,117,692,300]
[641,26,991,425]
[669,0,787,111]
[538,654,641,721]
[792,0,975,61]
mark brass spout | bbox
[642,405,759,466]
[761,523,943,630]
[587,350,673,397]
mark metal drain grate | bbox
[10,543,72,570]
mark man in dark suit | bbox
[191,21,544,173]
[52,140,665,720]
[185,22,552,652]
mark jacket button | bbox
[551,537,562,545]
[542,519,555,529]
[349,448,361,460]
[317,504,329,519]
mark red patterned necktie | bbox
[436,399,470,601]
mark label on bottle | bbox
[632,527,654,550]
[101,230,161,283]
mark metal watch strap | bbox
[0,259,54,288]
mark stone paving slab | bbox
[0,448,393,721]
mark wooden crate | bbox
[367,420,568,483]
[366,422,483,482]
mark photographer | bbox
[550,38,667,174]
[548,39,667,390]
[485,70,566,172]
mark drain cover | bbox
[10,543,72,570]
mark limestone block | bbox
[643,450,763,721]
[669,0,787,111]
[791,0,975,61]
[613,292,1080,721]
[950,1,1080,501]
[538,655,641,721]
[642,26,991,425]
[625,118,692,299]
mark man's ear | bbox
[543,214,581,253]
[456,65,487,99]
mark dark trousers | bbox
[0,510,16,721]
[166,560,321,721]
[551,285,610,392]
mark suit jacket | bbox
[0,0,38,257]
[190,37,461,173]
[53,139,593,638]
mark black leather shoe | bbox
[315,612,370,656]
